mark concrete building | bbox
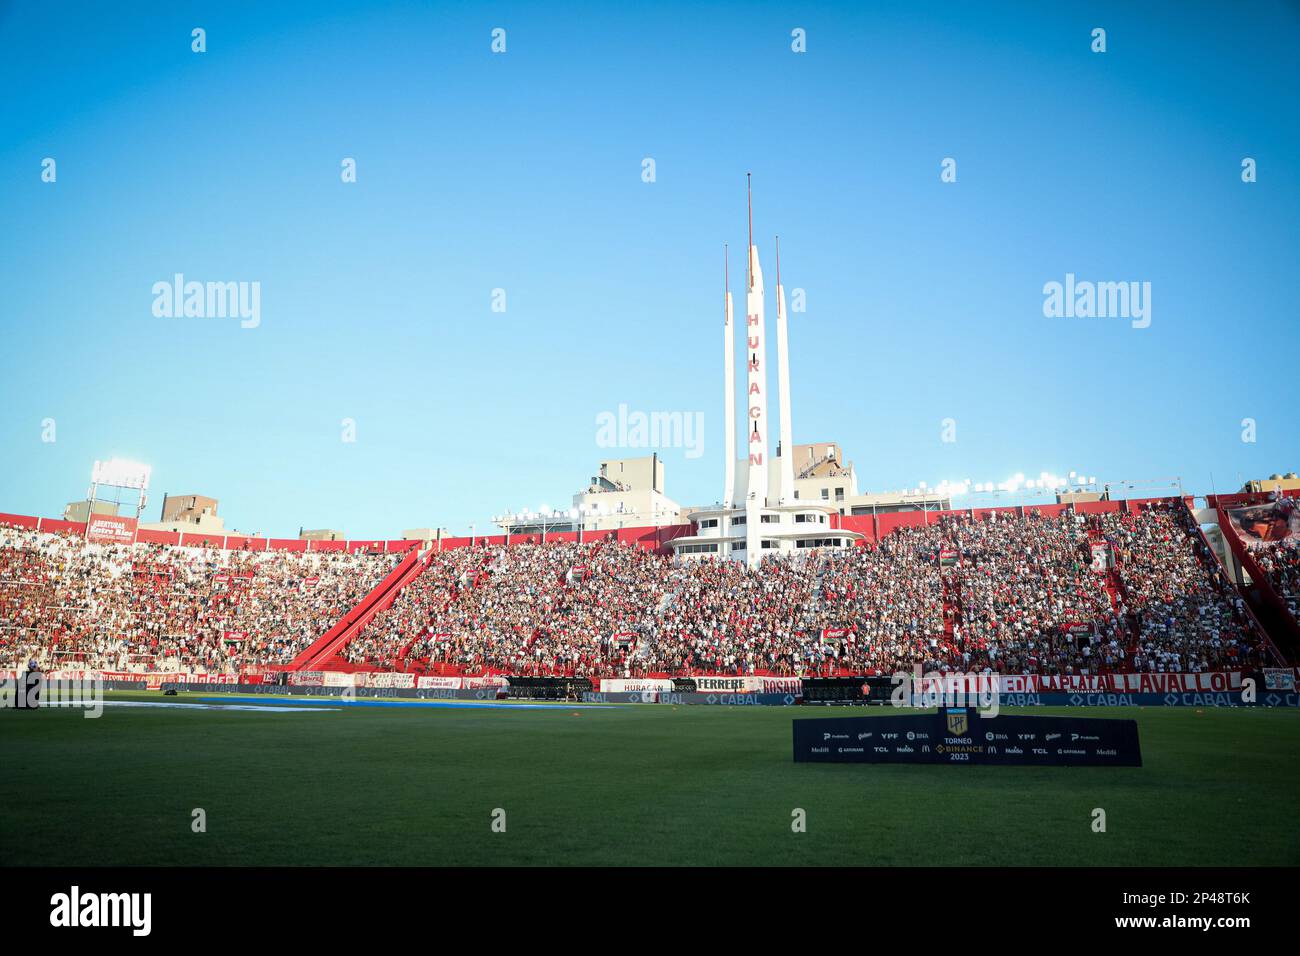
[571,455,683,531]
[140,493,226,535]
[402,527,454,544]
[1242,473,1300,494]
[727,441,950,517]
[161,494,220,524]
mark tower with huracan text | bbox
[742,174,769,562]
[670,177,861,565]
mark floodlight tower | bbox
[87,458,152,521]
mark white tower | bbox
[723,245,736,513]
[774,237,795,506]
[744,175,768,567]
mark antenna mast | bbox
[747,172,754,289]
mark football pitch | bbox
[2,692,1297,867]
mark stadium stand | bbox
[0,499,1276,678]
[1256,542,1300,621]
[0,523,396,674]
[344,503,1269,678]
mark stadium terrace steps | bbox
[1101,569,1138,655]
[288,546,427,672]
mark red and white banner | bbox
[691,675,802,694]
[85,514,137,545]
[911,671,1243,695]
[461,675,508,689]
[366,671,415,688]
[1035,672,1241,693]
[600,678,674,693]
[323,671,365,687]
[83,671,242,685]
[416,676,464,689]
[1090,542,1110,571]
[755,676,803,695]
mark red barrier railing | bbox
[288,546,424,671]
[1180,499,1283,665]
[1211,498,1300,660]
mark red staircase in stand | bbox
[939,543,960,655]
[286,546,426,671]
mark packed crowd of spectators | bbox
[0,524,395,673]
[941,512,1121,674]
[3,502,1270,678]
[1097,506,1262,672]
[341,504,1265,678]
[1249,537,1300,621]
[347,541,668,675]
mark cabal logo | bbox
[50,886,151,936]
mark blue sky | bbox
[1,1,1296,536]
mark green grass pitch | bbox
[2,692,1297,866]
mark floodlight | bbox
[91,458,152,490]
